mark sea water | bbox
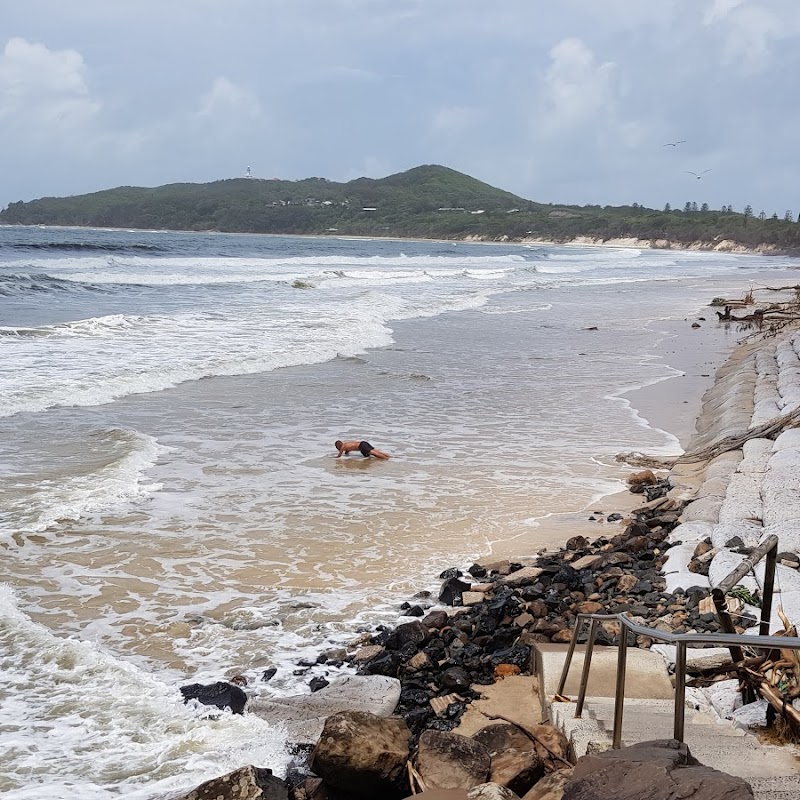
[1,225,796,796]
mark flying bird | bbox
[686,169,712,180]
[662,140,686,147]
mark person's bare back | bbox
[334,440,390,459]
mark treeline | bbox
[2,165,799,252]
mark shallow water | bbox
[1,226,796,795]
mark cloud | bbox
[0,37,100,128]
[702,1,796,72]
[197,77,263,121]
[703,0,746,25]
[539,38,618,136]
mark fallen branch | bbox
[676,406,800,464]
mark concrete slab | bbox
[532,644,674,711]
[455,675,541,737]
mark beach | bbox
[2,225,799,797]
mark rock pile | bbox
[344,495,756,739]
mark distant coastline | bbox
[2,221,794,258]
[3,164,799,256]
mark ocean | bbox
[1,225,796,797]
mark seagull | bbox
[662,140,686,147]
[686,169,712,180]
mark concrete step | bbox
[586,707,747,737]
[552,700,800,783]
[750,775,800,800]
[533,643,673,708]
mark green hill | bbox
[2,164,799,251]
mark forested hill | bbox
[2,164,799,252]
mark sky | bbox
[1,0,799,215]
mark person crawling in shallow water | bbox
[334,440,390,459]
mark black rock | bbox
[439,576,471,606]
[309,677,330,693]
[489,644,531,669]
[400,685,431,706]
[405,605,425,617]
[261,667,278,682]
[607,513,623,522]
[385,620,428,655]
[427,717,459,732]
[361,652,399,677]
[441,666,471,692]
[403,706,434,733]
[468,563,488,578]
[439,567,463,580]
[180,681,248,715]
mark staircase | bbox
[550,699,800,799]
[534,644,800,800]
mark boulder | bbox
[473,724,544,795]
[500,568,545,588]
[250,675,401,744]
[416,730,492,790]
[175,765,287,800]
[180,681,247,714]
[310,710,411,799]
[520,768,573,800]
[528,725,570,772]
[563,739,753,800]
[627,470,657,490]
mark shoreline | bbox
[0,221,792,257]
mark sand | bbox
[484,314,741,559]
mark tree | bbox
[759,210,766,221]
[691,202,698,212]
[701,203,709,212]
[743,205,753,228]
[664,202,671,212]
[785,210,793,222]
[684,201,692,213]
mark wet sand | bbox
[485,313,742,559]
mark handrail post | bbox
[673,641,687,742]
[760,542,777,637]
[575,618,597,718]
[612,624,628,748]
[556,615,585,698]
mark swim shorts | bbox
[359,441,374,457]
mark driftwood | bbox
[675,406,800,464]
[407,761,426,794]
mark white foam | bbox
[1,430,165,536]
[0,584,290,799]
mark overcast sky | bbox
[1,0,799,215]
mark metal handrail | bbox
[555,612,800,748]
